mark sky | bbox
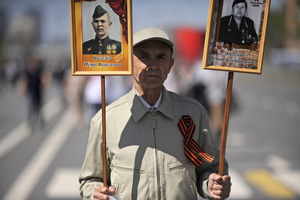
[0,0,287,45]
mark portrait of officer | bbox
[83,5,121,55]
[218,0,258,46]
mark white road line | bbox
[267,154,300,195]
[45,167,81,198]
[0,96,62,159]
[42,96,64,122]
[274,171,300,196]
[267,154,290,170]
[229,169,253,199]
[3,108,76,200]
[0,121,30,158]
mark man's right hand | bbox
[93,185,116,200]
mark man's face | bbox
[232,2,246,20]
[92,13,111,39]
[133,40,174,91]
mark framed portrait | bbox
[202,0,271,74]
[69,0,133,76]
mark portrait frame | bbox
[202,0,271,74]
[69,0,133,76]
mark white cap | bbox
[133,27,174,50]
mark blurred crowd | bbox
[0,56,134,130]
[0,25,244,147]
[0,28,240,147]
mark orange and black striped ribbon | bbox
[178,115,215,167]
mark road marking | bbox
[267,154,290,170]
[244,170,296,198]
[45,167,81,198]
[229,169,253,199]
[0,96,62,159]
[267,154,300,195]
[0,121,30,158]
[274,171,300,196]
[3,108,76,200]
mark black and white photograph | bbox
[202,0,271,74]
[218,0,260,47]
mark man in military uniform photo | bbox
[83,5,121,55]
[218,0,258,46]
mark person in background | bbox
[64,69,87,129]
[20,57,50,131]
[79,27,231,200]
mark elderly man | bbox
[83,5,121,55]
[79,27,231,200]
[218,0,258,46]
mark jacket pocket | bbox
[110,163,149,200]
[166,161,198,199]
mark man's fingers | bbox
[108,186,116,195]
[94,185,116,200]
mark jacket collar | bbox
[128,86,174,123]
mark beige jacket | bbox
[79,86,228,200]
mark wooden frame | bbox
[202,0,271,74]
[69,0,133,76]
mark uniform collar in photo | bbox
[95,35,110,42]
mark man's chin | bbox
[96,33,106,38]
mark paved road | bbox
[0,60,300,200]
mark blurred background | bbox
[0,0,299,199]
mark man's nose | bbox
[147,59,159,70]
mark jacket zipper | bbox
[151,112,160,200]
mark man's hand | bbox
[93,185,116,200]
[208,173,231,199]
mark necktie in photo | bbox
[178,115,215,167]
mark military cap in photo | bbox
[133,27,174,51]
[93,5,108,18]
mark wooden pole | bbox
[218,72,234,176]
[101,76,108,187]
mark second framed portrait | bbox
[203,0,271,74]
[69,0,133,75]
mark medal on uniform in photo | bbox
[106,45,112,54]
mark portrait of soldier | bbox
[218,0,258,46]
[83,5,122,55]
